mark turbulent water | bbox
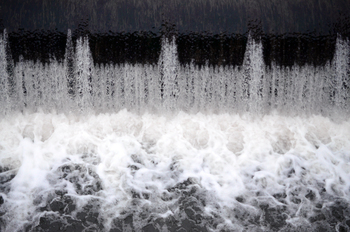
[0,29,350,231]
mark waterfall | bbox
[242,33,265,113]
[0,30,349,117]
[333,34,350,113]
[1,29,350,232]
[0,31,9,111]
[158,36,180,112]
[0,30,12,113]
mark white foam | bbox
[0,111,350,231]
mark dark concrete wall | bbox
[1,0,349,35]
[1,0,349,66]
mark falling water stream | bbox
[0,29,350,231]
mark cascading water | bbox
[0,28,350,232]
[0,31,349,116]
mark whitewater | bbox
[0,30,350,231]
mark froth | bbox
[0,111,350,231]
